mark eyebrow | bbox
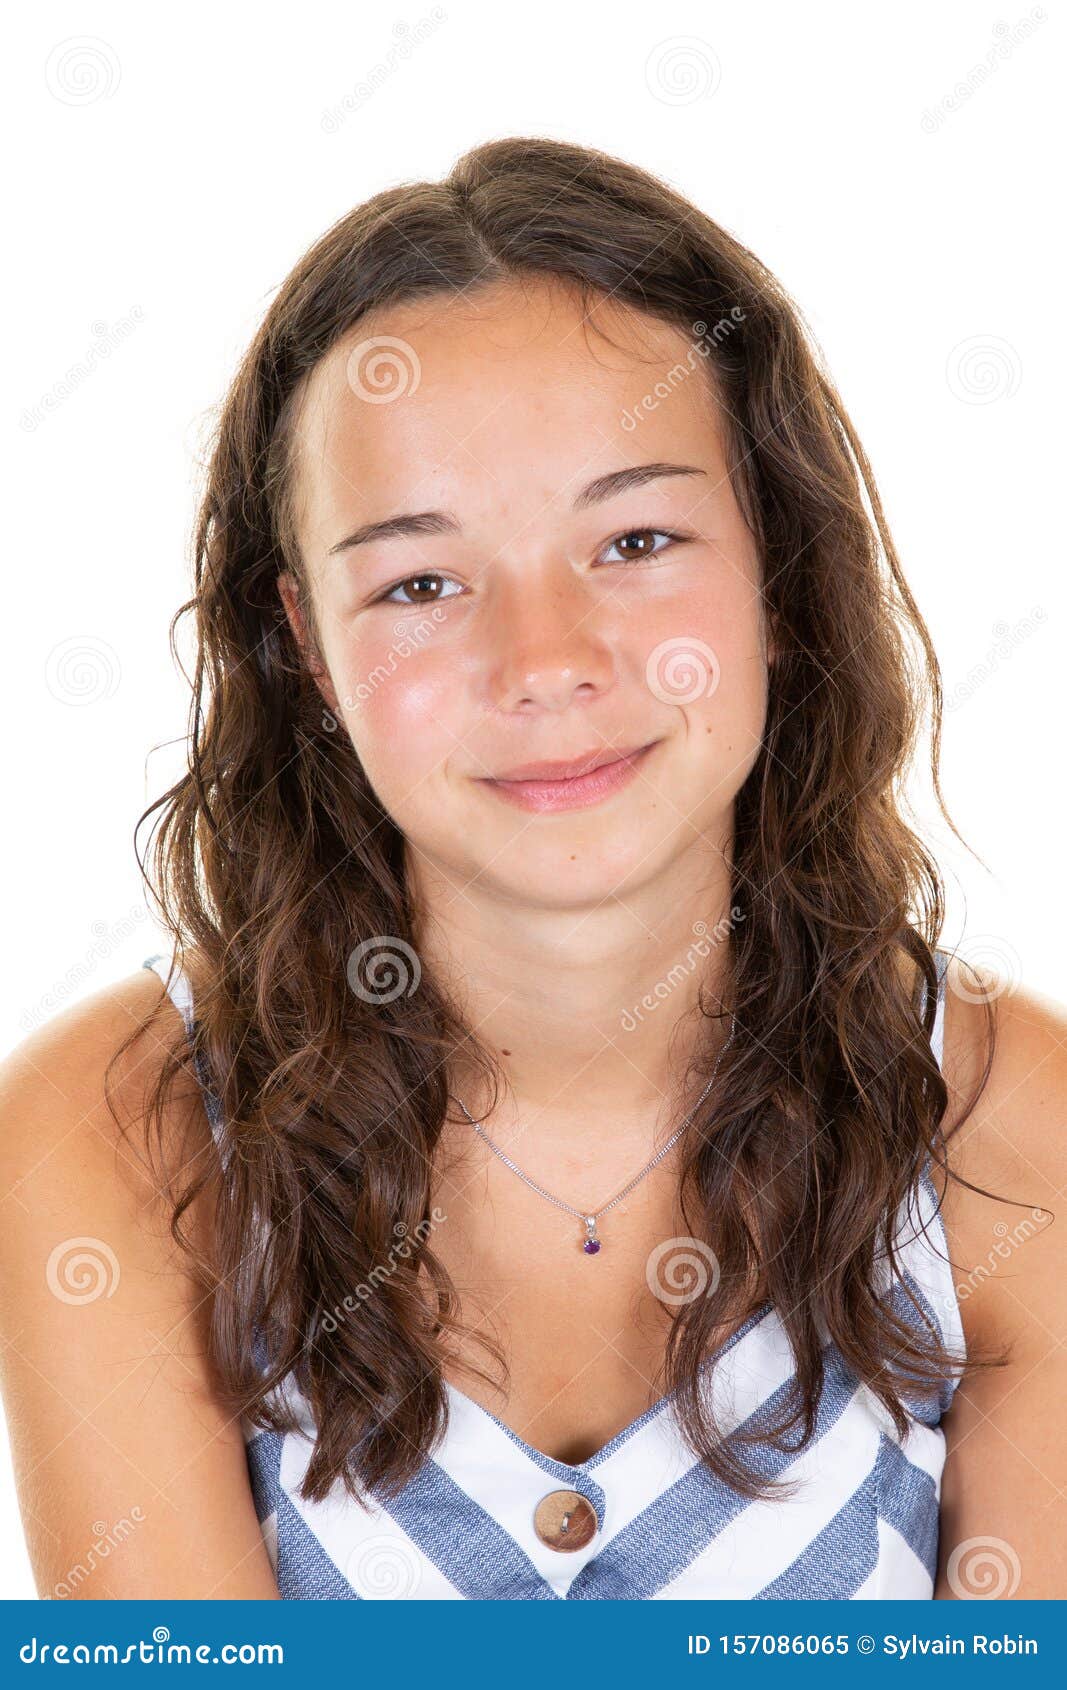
[326,461,707,556]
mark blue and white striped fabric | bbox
[142,947,964,1600]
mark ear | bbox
[276,572,340,716]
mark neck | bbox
[408,842,738,1149]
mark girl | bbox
[2,135,1063,1601]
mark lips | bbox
[482,742,657,784]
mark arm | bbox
[933,958,1067,1600]
[0,967,281,1599]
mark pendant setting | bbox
[582,1214,601,1254]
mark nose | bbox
[485,573,617,713]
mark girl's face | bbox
[278,277,770,909]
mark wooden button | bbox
[532,1488,599,1551]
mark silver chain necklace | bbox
[454,1016,735,1255]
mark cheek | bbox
[635,582,766,737]
[333,636,464,797]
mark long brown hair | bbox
[112,135,1010,1506]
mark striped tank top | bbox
[142,946,964,1601]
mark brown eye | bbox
[380,573,462,606]
[600,528,683,565]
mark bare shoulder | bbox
[0,962,279,1599]
[934,951,1067,1599]
[938,953,1067,1274]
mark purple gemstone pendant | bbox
[582,1215,601,1254]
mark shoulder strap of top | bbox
[928,944,949,1069]
[890,944,967,1417]
[142,951,228,1165]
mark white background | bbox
[2,0,1062,1597]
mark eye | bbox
[598,528,687,565]
[376,573,464,607]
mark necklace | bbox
[454,1016,735,1255]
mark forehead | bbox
[286,276,725,547]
